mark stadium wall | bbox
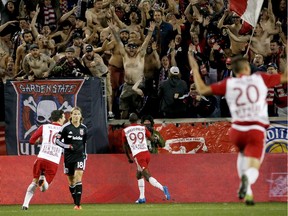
[0,154,286,205]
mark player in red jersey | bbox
[189,52,287,205]
[122,113,170,204]
[22,110,66,210]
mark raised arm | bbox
[0,20,18,33]
[184,3,193,23]
[188,48,212,96]
[59,6,78,23]
[217,9,230,29]
[110,5,126,29]
[139,21,156,56]
[151,41,161,69]
[226,28,250,42]
[31,4,40,38]
[267,0,275,24]
[108,20,126,55]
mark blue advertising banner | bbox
[265,120,288,153]
[5,78,109,155]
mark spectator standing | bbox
[152,9,174,57]
[22,44,55,81]
[51,47,90,78]
[1,0,18,25]
[158,66,188,118]
[266,62,287,117]
[82,44,114,119]
[108,20,155,119]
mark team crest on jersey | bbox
[11,79,84,155]
[80,129,84,136]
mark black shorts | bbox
[64,158,86,176]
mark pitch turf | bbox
[0,203,287,216]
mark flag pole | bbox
[244,26,256,56]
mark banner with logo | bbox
[5,78,109,155]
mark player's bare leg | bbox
[238,157,260,205]
[142,169,170,200]
[22,181,37,210]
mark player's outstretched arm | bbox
[188,50,212,96]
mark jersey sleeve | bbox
[55,126,71,149]
[29,125,43,144]
[210,78,228,95]
[259,73,281,88]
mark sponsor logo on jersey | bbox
[72,136,83,140]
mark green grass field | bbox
[0,203,287,216]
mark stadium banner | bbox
[0,154,286,204]
[4,78,109,155]
[109,120,287,154]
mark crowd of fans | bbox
[0,0,287,121]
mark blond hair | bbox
[69,106,83,123]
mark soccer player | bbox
[56,106,87,210]
[188,52,287,205]
[22,110,66,210]
[122,113,170,204]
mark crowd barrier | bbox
[1,117,287,155]
[109,117,288,154]
[0,154,286,205]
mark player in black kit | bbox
[56,106,87,210]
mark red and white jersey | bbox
[122,124,151,157]
[211,73,281,130]
[29,123,63,164]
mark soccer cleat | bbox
[244,194,255,206]
[73,205,82,210]
[238,174,248,199]
[163,186,170,200]
[135,198,146,204]
[21,206,28,210]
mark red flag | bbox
[229,0,264,27]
